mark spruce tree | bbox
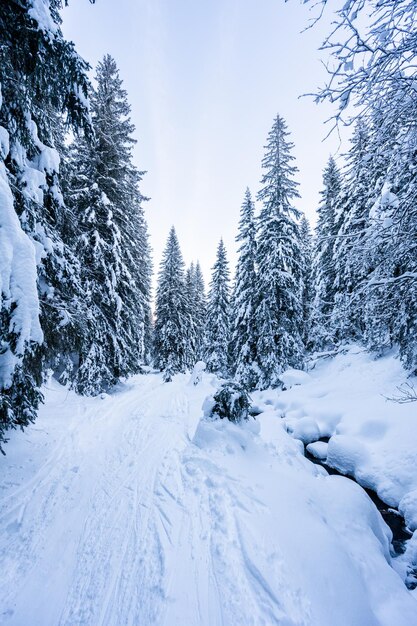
[204,239,231,377]
[230,188,260,389]
[332,122,371,342]
[67,55,152,394]
[0,0,91,449]
[154,228,191,381]
[184,263,197,369]
[311,156,342,348]
[300,215,314,349]
[255,115,304,388]
[193,261,207,360]
[363,107,417,371]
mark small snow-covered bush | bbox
[208,382,251,423]
[189,361,206,386]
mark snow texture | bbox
[28,0,58,37]
[279,368,311,389]
[189,360,206,386]
[254,345,417,590]
[0,366,416,625]
[0,157,43,387]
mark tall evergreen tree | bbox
[204,239,231,377]
[300,214,314,349]
[184,263,197,369]
[255,115,304,388]
[67,55,152,394]
[311,156,342,348]
[332,122,371,342]
[154,228,191,381]
[0,0,91,449]
[362,106,417,371]
[193,261,207,360]
[230,188,260,389]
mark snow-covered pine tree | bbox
[300,214,314,350]
[204,239,231,377]
[332,122,371,343]
[67,55,152,394]
[154,228,191,381]
[193,261,207,360]
[311,156,342,348]
[230,188,260,389]
[255,115,304,388]
[0,0,91,450]
[363,102,417,371]
[301,0,417,374]
[184,263,197,369]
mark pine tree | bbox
[154,228,191,381]
[67,55,152,394]
[184,263,197,369]
[0,0,91,449]
[300,214,314,349]
[230,188,260,389]
[255,115,304,388]
[332,122,371,342]
[311,156,342,348]
[204,239,231,377]
[363,106,417,371]
[193,261,207,360]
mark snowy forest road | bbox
[1,372,417,626]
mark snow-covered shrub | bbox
[208,382,251,423]
[189,361,206,386]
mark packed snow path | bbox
[1,370,417,626]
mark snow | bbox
[28,0,58,37]
[189,360,206,385]
[279,367,311,388]
[285,415,321,444]
[1,368,416,625]
[306,440,329,460]
[259,347,417,528]
[0,161,43,387]
[254,345,417,590]
[0,126,9,160]
[28,119,60,174]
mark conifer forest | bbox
[1,1,417,625]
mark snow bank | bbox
[253,345,417,586]
[254,347,417,523]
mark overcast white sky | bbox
[62,0,344,286]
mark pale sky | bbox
[62,0,343,286]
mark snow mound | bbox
[327,435,370,476]
[399,490,417,532]
[306,440,328,460]
[286,415,320,444]
[279,367,311,388]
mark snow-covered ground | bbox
[1,351,417,625]
[254,345,417,589]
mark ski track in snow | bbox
[1,372,417,626]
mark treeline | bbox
[0,3,152,450]
[154,109,417,388]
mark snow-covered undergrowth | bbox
[1,358,417,625]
